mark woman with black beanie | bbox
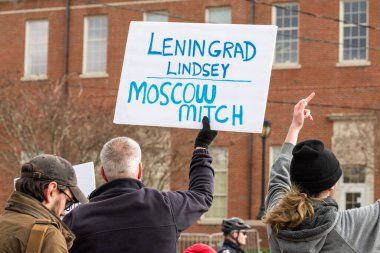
[263,92,380,253]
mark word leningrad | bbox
[127,32,257,126]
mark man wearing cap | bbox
[263,92,380,253]
[0,154,88,253]
[63,116,218,253]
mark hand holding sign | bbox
[194,116,218,149]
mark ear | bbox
[101,166,108,182]
[231,231,238,239]
[137,162,143,180]
[328,184,337,197]
[43,181,58,205]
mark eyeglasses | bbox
[240,231,248,236]
[59,189,75,211]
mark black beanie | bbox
[290,139,342,195]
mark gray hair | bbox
[100,137,141,180]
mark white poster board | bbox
[65,162,96,213]
[73,162,96,198]
[114,21,277,133]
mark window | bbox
[343,166,365,183]
[144,11,169,22]
[345,192,361,209]
[24,20,48,78]
[340,0,368,62]
[339,164,368,210]
[83,16,108,75]
[206,6,231,24]
[273,3,299,65]
[204,147,228,218]
[329,114,374,211]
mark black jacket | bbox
[217,239,246,253]
[63,149,214,253]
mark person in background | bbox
[0,154,88,253]
[263,92,380,253]
[217,217,250,253]
[184,243,217,253]
[63,116,218,253]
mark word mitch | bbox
[127,81,244,126]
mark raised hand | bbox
[194,116,218,149]
[291,92,315,130]
[285,92,315,144]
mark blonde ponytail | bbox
[262,185,317,235]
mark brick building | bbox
[1,0,380,249]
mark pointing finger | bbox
[305,92,315,104]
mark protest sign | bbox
[114,21,277,133]
[65,162,96,212]
[73,162,96,198]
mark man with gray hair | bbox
[63,116,218,253]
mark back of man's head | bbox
[100,137,141,181]
[16,154,87,204]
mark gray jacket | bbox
[265,143,380,253]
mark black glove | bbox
[194,116,218,149]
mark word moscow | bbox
[115,22,277,133]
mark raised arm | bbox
[265,92,315,209]
[166,116,218,232]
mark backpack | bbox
[25,219,51,253]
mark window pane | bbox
[206,6,231,24]
[25,20,48,76]
[343,166,365,183]
[206,147,228,218]
[145,11,168,22]
[214,171,228,194]
[205,196,227,218]
[341,0,367,61]
[274,4,298,64]
[346,192,361,209]
[84,16,108,73]
[269,145,282,169]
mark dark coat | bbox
[217,239,246,253]
[63,149,214,253]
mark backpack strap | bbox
[25,219,52,253]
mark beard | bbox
[50,197,64,217]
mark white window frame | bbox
[143,11,169,22]
[205,6,232,24]
[81,15,108,78]
[23,20,49,80]
[335,166,372,210]
[272,3,301,69]
[199,146,228,223]
[337,0,370,67]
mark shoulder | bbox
[218,245,235,253]
[217,249,231,253]
[42,226,69,252]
